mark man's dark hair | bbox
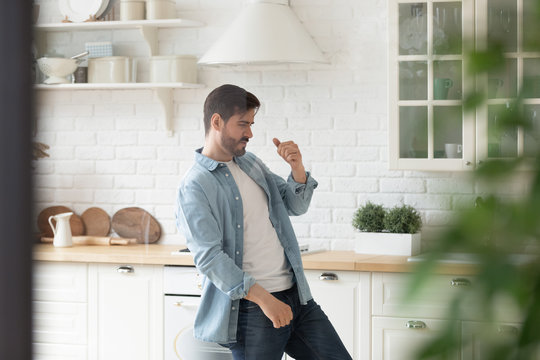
[203,84,260,135]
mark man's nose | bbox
[245,126,253,138]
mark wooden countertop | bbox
[33,244,476,274]
[33,244,195,266]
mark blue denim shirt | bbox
[176,148,318,344]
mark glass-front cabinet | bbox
[476,0,540,162]
[389,0,540,171]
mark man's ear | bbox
[210,113,223,131]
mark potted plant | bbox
[352,203,422,256]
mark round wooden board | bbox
[111,207,161,244]
[37,206,85,238]
[81,207,111,236]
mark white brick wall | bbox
[32,0,529,248]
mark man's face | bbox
[219,108,255,157]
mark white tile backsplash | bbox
[33,0,529,248]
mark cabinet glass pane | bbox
[434,61,462,100]
[523,0,540,52]
[400,61,428,100]
[488,105,518,158]
[487,0,518,52]
[523,58,540,98]
[399,3,427,55]
[433,106,463,158]
[488,59,517,99]
[399,106,428,158]
[524,105,540,157]
[433,2,462,55]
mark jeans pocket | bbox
[240,299,260,312]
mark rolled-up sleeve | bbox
[176,181,255,300]
[275,171,318,216]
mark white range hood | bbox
[198,0,327,65]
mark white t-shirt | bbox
[226,160,294,293]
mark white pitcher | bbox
[48,212,73,247]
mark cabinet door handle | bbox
[406,320,427,329]
[173,301,198,308]
[117,265,134,274]
[451,278,471,287]
[319,272,338,281]
[497,325,518,334]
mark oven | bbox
[164,265,233,360]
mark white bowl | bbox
[37,57,79,84]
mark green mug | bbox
[434,78,453,100]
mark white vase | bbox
[354,231,421,256]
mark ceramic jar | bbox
[146,0,176,19]
[149,55,197,83]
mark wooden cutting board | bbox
[81,207,110,236]
[37,206,85,238]
[111,207,161,244]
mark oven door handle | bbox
[173,301,199,308]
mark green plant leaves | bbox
[352,202,422,234]
[352,201,385,232]
[384,204,422,234]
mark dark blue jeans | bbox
[227,284,352,360]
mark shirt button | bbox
[236,251,240,255]
[235,196,239,200]
[232,306,236,311]
[225,173,229,177]
[237,224,241,228]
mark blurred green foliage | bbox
[408,0,540,358]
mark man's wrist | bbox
[245,283,270,304]
[291,167,307,184]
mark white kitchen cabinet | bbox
[372,316,460,360]
[475,0,540,163]
[372,272,521,322]
[388,0,540,171]
[88,263,163,360]
[32,261,88,360]
[305,270,371,360]
[372,272,476,319]
[372,272,466,359]
[462,320,540,360]
[372,272,528,359]
[462,320,517,360]
[388,0,475,171]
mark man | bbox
[176,84,351,360]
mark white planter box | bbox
[354,232,421,256]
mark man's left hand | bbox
[273,138,307,184]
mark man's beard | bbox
[221,133,249,157]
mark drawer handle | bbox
[173,301,199,308]
[497,325,518,334]
[319,272,338,281]
[117,266,134,274]
[406,320,427,329]
[451,278,471,287]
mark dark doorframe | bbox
[0,1,33,359]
